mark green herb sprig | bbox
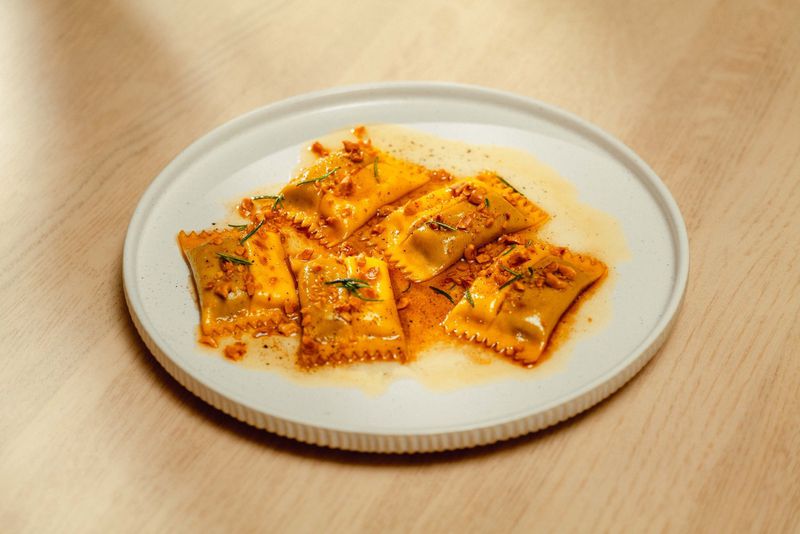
[501,244,517,256]
[252,193,285,211]
[239,219,264,244]
[217,252,253,265]
[297,166,340,186]
[497,175,520,194]
[428,220,459,232]
[325,278,383,302]
[464,288,475,307]
[499,265,523,290]
[373,157,380,181]
[227,223,248,230]
[429,286,455,304]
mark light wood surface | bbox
[2,0,799,532]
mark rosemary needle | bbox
[217,252,253,265]
[325,278,383,302]
[297,166,340,186]
[429,286,455,304]
[429,220,459,232]
[239,219,264,244]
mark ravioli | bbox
[277,142,431,246]
[378,173,549,282]
[442,242,606,365]
[291,253,406,368]
[178,227,299,340]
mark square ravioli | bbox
[277,142,431,246]
[291,254,406,368]
[178,227,299,340]
[377,173,549,282]
[442,242,606,365]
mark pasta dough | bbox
[443,242,606,364]
[178,227,299,338]
[291,253,406,367]
[278,143,431,246]
[378,173,549,282]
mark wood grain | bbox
[1,0,798,532]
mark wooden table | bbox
[2,1,798,531]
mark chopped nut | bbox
[464,244,476,261]
[298,248,314,260]
[476,253,491,264]
[545,272,568,289]
[557,264,577,280]
[310,141,329,157]
[457,212,475,229]
[396,297,410,310]
[235,246,246,256]
[342,140,364,162]
[283,300,299,314]
[468,190,485,205]
[513,281,525,291]
[224,342,247,361]
[278,322,299,336]
[199,335,218,348]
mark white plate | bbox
[123,82,688,453]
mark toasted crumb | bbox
[224,342,247,361]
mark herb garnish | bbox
[325,278,383,302]
[239,219,264,244]
[497,175,520,194]
[429,220,459,232]
[252,193,285,211]
[373,157,379,181]
[499,265,523,289]
[217,252,253,265]
[501,244,517,256]
[227,223,248,230]
[484,197,490,208]
[429,286,455,303]
[297,166,340,186]
[464,288,475,307]
[525,239,533,247]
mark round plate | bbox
[123,82,688,453]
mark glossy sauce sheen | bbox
[209,125,629,394]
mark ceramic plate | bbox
[123,82,688,453]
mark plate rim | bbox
[123,81,689,452]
